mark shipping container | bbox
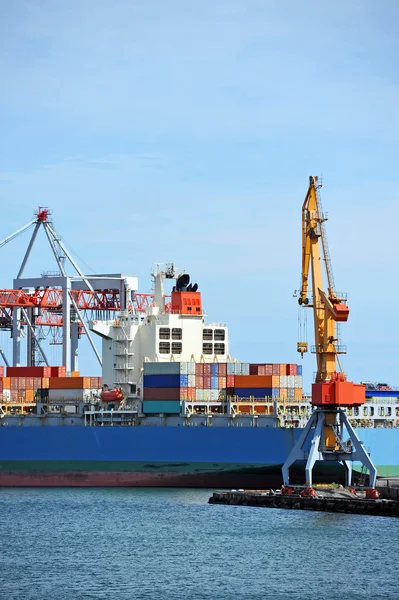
[219,363,227,377]
[143,387,180,400]
[196,389,204,401]
[272,388,280,398]
[203,364,212,376]
[280,375,288,388]
[279,364,286,376]
[71,371,81,377]
[271,375,280,388]
[0,366,3,378]
[287,375,295,388]
[210,390,219,401]
[49,377,91,390]
[234,387,273,398]
[211,376,218,389]
[294,376,303,389]
[7,366,52,378]
[195,363,204,376]
[288,388,295,400]
[196,375,204,388]
[234,375,273,389]
[297,365,303,376]
[188,374,196,388]
[272,364,280,375]
[203,389,211,401]
[226,363,235,375]
[280,388,288,400]
[142,400,181,414]
[143,362,181,376]
[48,389,94,401]
[286,364,297,376]
[188,387,196,401]
[294,388,302,400]
[211,363,219,376]
[226,375,235,388]
[204,376,211,388]
[26,389,34,402]
[50,366,67,377]
[265,364,273,375]
[143,374,181,388]
[219,376,227,389]
[241,363,250,376]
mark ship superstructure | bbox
[89,264,229,399]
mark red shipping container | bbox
[272,364,280,375]
[249,364,260,375]
[144,387,180,400]
[218,363,227,377]
[195,363,204,376]
[196,375,204,389]
[33,377,41,389]
[10,390,18,401]
[203,364,211,376]
[0,366,3,377]
[204,376,211,388]
[258,366,266,376]
[180,387,188,400]
[51,366,67,377]
[188,387,196,401]
[7,366,51,378]
[227,375,235,387]
[18,377,26,390]
[10,377,18,390]
[26,377,34,389]
[265,364,273,375]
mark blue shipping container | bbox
[297,365,302,376]
[180,375,188,387]
[211,364,219,376]
[143,374,181,388]
[211,376,219,389]
[234,388,273,398]
[272,388,280,398]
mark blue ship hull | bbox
[0,425,398,487]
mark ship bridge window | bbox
[370,407,374,416]
[203,329,213,341]
[172,328,182,340]
[387,407,392,416]
[214,343,225,355]
[363,407,368,416]
[214,329,225,341]
[159,327,170,340]
[378,407,385,416]
[172,342,182,354]
[202,343,213,355]
[159,342,170,354]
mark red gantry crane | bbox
[282,176,377,492]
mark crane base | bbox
[282,408,377,488]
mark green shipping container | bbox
[142,400,181,414]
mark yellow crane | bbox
[297,175,349,382]
[282,176,377,492]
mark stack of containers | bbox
[234,364,303,400]
[143,362,196,413]
[0,366,102,404]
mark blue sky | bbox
[0,0,398,390]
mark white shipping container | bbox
[196,389,204,401]
[180,362,189,374]
[234,363,241,375]
[188,374,196,387]
[210,389,219,401]
[203,389,211,401]
[287,375,295,388]
[280,376,288,387]
[2,389,11,401]
[188,362,196,375]
[49,389,93,401]
[294,376,303,389]
[241,363,250,376]
[227,363,235,375]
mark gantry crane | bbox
[282,176,378,492]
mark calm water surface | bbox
[0,488,398,600]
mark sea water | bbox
[0,488,398,600]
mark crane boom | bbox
[298,176,349,383]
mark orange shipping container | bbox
[279,364,286,375]
[271,375,280,388]
[2,377,10,388]
[71,371,81,377]
[49,376,91,389]
[294,388,302,400]
[234,375,273,388]
[280,388,288,400]
[26,389,34,402]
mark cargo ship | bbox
[1,265,398,487]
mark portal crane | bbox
[282,176,378,493]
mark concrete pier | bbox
[209,488,399,517]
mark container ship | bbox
[1,265,398,488]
